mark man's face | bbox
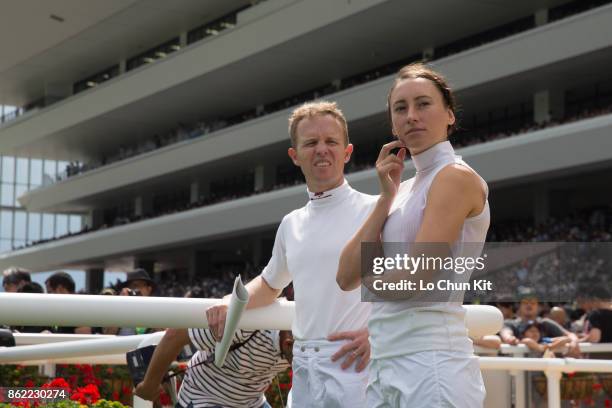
[128,280,153,296]
[288,115,353,192]
[523,326,541,342]
[518,298,539,320]
[2,281,18,293]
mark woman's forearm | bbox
[337,196,393,291]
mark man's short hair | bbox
[46,271,75,293]
[2,267,31,287]
[288,101,349,147]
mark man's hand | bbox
[328,328,370,372]
[206,298,230,341]
[134,380,162,402]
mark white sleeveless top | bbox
[369,141,490,359]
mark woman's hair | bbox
[387,62,458,135]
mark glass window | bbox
[69,215,82,233]
[56,214,68,236]
[1,210,13,238]
[15,184,28,207]
[14,211,26,240]
[16,158,29,185]
[42,214,54,239]
[43,160,57,184]
[30,159,42,187]
[28,212,41,243]
[0,239,11,253]
[1,183,14,207]
[2,157,14,183]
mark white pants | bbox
[290,339,368,408]
[367,351,485,408]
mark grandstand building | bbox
[0,0,611,298]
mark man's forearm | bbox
[142,329,190,386]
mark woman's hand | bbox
[375,141,406,200]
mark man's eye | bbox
[418,102,430,107]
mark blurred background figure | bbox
[2,267,31,293]
[45,271,92,334]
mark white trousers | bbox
[290,339,368,408]
[367,351,485,408]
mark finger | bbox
[397,147,407,161]
[355,349,370,372]
[376,163,404,179]
[341,351,358,370]
[327,331,357,341]
[331,342,355,361]
[377,153,405,168]
[376,140,405,162]
[217,312,226,340]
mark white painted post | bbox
[509,370,526,408]
[545,370,562,408]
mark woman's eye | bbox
[419,102,430,107]
[394,106,405,112]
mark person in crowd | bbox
[337,62,488,407]
[500,291,580,357]
[135,325,293,407]
[581,287,612,344]
[493,300,515,320]
[518,320,571,355]
[45,271,92,334]
[549,306,571,330]
[108,269,159,336]
[2,267,31,292]
[11,282,52,333]
[207,101,377,407]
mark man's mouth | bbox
[314,161,331,167]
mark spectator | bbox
[517,320,571,355]
[581,287,612,344]
[12,282,52,333]
[2,267,31,292]
[499,290,580,357]
[114,269,160,336]
[135,327,293,407]
[45,271,92,335]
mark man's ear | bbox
[288,147,299,166]
[344,143,354,163]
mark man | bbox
[2,267,31,292]
[120,268,157,297]
[207,101,377,407]
[135,327,293,408]
[115,269,158,336]
[500,291,580,357]
[580,287,612,344]
[45,271,92,334]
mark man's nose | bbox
[314,141,328,154]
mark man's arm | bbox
[135,328,190,401]
[206,275,281,340]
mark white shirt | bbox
[262,180,377,340]
[370,141,490,358]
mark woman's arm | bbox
[415,164,485,244]
[337,141,406,291]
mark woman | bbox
[337,63,489,407]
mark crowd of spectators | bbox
[14,101,612,252]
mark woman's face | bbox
[389,77,455,155]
